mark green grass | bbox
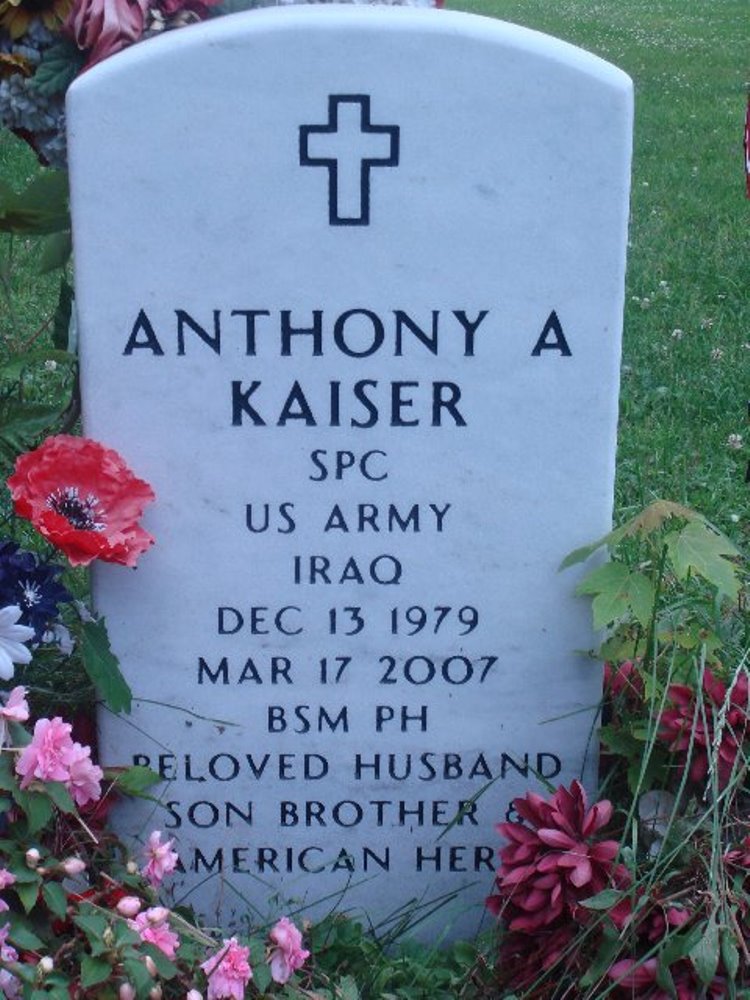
[2,0,749,539]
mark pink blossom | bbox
[0,869,15,891]
[141,831,179,887]
[116,896,142,918]
[0,923,20,998]
[0,686,29,747]
[130,910,179,960]
[267,917,309,984]
[658,668,750,787]
[66,741,103,807]
[201,938,252,1000]
[486,780,627,933]
[15,717,75,787]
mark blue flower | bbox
[0,541,72,641]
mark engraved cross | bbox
[299,95,400,226]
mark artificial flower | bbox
[0,605,34,680]
[201,938,252,1000]
[64,0,149,67]
[487,780,627,933]
[0,0,71,38]
[141,830,178,887]
[15,716,103,807]
[16,716,74,786]
[0,923,20,998]
[65,740,103,807]
[0,541,72,640]
[657,667,750,787]
[7,435,155,568]
[267,917,309,984]
[130,909,179,959]
[0,686,29,747]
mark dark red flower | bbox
[487,780,627,933]
[657,668,750,787]
[7,436,155,568]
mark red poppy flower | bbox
[7,436,155,568]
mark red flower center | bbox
[45,486,106,532]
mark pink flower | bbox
[487,780,627,933]
[116,896,142,918]
[130,910,179,960]
[66,741,103,808]
[0,923,20,999]
[0,869,15,891]
[16,717,75,787]
[267,917,309,984]
[141,831,179,887]
[0,686,29,747]
[201,938,252,1000]
[14,717,103,808]
[658,668,749,787]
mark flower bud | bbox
[149,986,162,1000]
[38,957,54,975]
[126,860,139,874]
[144,956,158,977]
[146,906,169,925]
[119,984,136,1000]
[61,857,86,877]
[116,896,143,918]
[186,991,202,1000]
[25,848,41,868]
[103,927,115,947]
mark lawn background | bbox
[1,0,748,539]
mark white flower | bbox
[711,347,724,361]
[0,606,34,681]
[727,434,744,450]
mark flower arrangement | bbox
[0,436,321,999]
[486,501,750,998]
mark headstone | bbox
[67,6,632,940]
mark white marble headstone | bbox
[67,6,632,940]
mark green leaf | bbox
[0,400,63,460]
[74,910,109,946]
[15,877,40,913]
[80,955,113,989]
[560,499,702,570]
[6,912,45,950]
[0,349,75,382]
[577,562,656,629]
[721,927,740,981]
[39,230,72,273]
[252,961,272,993]
[81,618,132,714]
[44,781,76,814]
[112,765,162,796]
[666,521,741,598]
[690,916,720,985]
[42,881,69,919]
[29,39,85,96]
[579,888,625,910]
[13,788,54,833]
[0,171,70,235]
[0,753,16,792]
[122,956,154,999]
[337,977,360,1000]
[579,927,622,988]
[52,279,74,350]
[143,943,177,980]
